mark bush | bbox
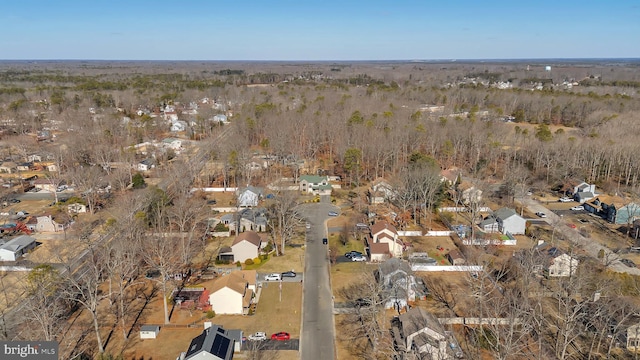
[213,222,229,232]
[260,254,268,261]
[235,261,241,267]
[263,243,273,253]
[253,257,261,265]
[206,310,215,318]
[245,258,254,265]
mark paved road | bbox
[519,197,640,275]
[298,202,339,360]
[241,339,299,351]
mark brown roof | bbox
[370,221,397,236]
[232,231,262,247]
[447,249,464,261]
[243,289,254,308]
[370,242,390,255]
[210,272,247,295]
[239,270,257,286]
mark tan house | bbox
[368,178,396,204]
[369,242,390,262]
[231,231,262,263]
[367,221,403,258]
[33,178,58,192]
[68,203,87,214]
[35,215,70,232]
[547,253,579,277]
[0,162,17,174]
[208,271,255,315]
[627,324,640,351]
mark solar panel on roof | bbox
[210,335,231,358]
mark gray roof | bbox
[0,235,36,253]
[300,174,328,183]
[479,216,497,227]
[494,207,518,221]
[575,191,594,200]
[140,325,160,332]
[398,307,447,349]
[185,325,234,360]
[377,258,412,278]
[239,186,263,196]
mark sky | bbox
[0,0,639,61]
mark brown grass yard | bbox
[114,279,302,360]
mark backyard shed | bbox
[139,325,160,339]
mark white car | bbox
[570,206,584,211]
[351,255,367,262]
[247,332,267,341]
[264,273,281,281]
[305,222,311,229]
[535,212,547,218]
[558,197,572,203]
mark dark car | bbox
[621,259,637,268]
[281,271,296,278]
[322,238,328,245]
[352,298,371,307]
[271,332,290,341]
[9,199,20,203]
[345,251,363,259]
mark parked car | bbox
[558,197,572,203]
[351,255,367,262]
[247,332,267,341]
[328,211,338,217]
[535,212,547,218]
[568,223,577,229]
[621,259,637,268]
[570,206,584,211]
[264,273,281,281]
[9,199,20,203]
[345,251,363,259]
[281,271,296,278]
[322,238,328,245]
[355,223,369,230]
[352,298,372,307]
[271,332,290,341]
[305,222,311,229]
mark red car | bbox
[568,223,577,229]
[271,332,290,341]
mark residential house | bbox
[170,121,188,132]
[299,174,332,195]
[546,250,579,278]
[0,161,17,174]
[366,221,404,258]
[440,168,462,186]
[409,253,438,271]
[584,195,627,223]
[27,154,43,163]
[68,203,88,214]
[375,258,426,310]
[479,207,526,235]
[33,178,57,192]
[572,181,597,203]
[391,307,458,360]
[230,231,262,264]
[208,271,254,315]
[137,159,155,172]
[36,215,70,232]
[16,162,32,172]
[368,178,396,204]
[627,324,640,351]
[615,203,640,225]
[162,138,184,152]
[446,249,466,266]
[236,186,263,207]
[368,242,390,262]
[0,235,37,261]
[180,325,235,360]
[458,181,483,205]
[219,208,267,234]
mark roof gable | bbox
[370,221,397,236]
[232,231,261,247]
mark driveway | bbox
[241,338,300,351]
[519,197,640,275]
[297,202,339,360]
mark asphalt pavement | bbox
[297,202,339,360]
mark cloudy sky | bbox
[1,0,638,60]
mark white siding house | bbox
[231,231,262,263]
[0,235,37,261]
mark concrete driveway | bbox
[297,202,339,360]
[519,197,640,275]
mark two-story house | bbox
[299,175,332,195]
[479,207,526,235]
[367,178,396,204]
[236,186,263,207]
[230,231,263,264]
[375,258,426,310]
[366,221,404,258]
[208,271,255,315]
[391,307,459,360]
